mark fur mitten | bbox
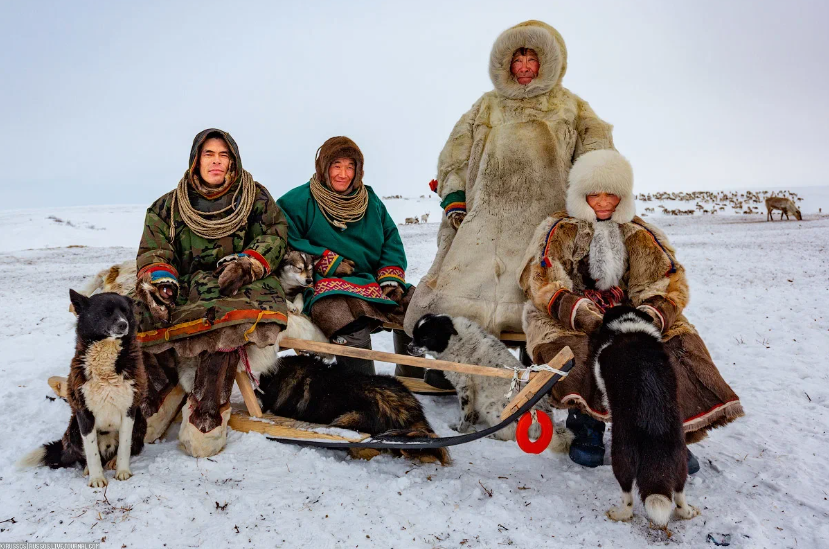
[215,255,265,296]
[333,258,356,276]
[448,211,466,230]
[551,290,603,333]
[136,271,178,323]
[381,282,405,303]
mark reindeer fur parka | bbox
[404,20,616,336]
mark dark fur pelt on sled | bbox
[258,355,450,465]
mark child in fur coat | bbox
[519,150,743,469]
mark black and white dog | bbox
[408,314,562,445]
[20,290,147,487]
[592,306,699,527]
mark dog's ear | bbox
[69,289,89,314]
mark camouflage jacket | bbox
[135,180,289,348]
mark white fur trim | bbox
[569,298,591,331]
[589,221,627,290]
[637,305,665,332]
[489,21,564,99]
[566,150,635,223]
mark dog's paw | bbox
[115,469,133,481]
[88,475,108,488]
[104,457,117,470]
[674,504,700,520]
[286,301,300,314]
[607,505,634,522]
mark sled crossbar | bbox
[279,337,530,380]
[381,323,526,342]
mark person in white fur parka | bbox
[404,20,616,340]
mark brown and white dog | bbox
[274,249,315,314]
[20,290,147,487]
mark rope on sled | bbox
[170,169,257,241]
[504,362,571,398]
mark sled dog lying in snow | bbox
[408,314,565,447]
[257,354,450,465]
[592,306,699,528]
[20,291,147,487]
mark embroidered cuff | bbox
[137,263,179,287]
[569,298,592,331]
[242,249,271,275]
[546,288,567,318]
[315,249,342,276]
[377,266,405,286]
[440,190,466,216]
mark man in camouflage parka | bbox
[135,128,288,457]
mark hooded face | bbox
[187,128,242,193]
[586,193,621,220]
[198,137,231,187]
[489,20,568,100]
[315,136,365,193]
[566,150,636,224]
[510,48,540,85]
[328,157,357,193]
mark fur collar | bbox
[588,221,627,290]
[489,20,567,100]
[566,150,636,224]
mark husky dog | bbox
[258,354,450,465]
[408,314,561,445]
[275,249,315,314]
[20,290,147,487]
[592,306,699,528]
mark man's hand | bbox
[136,274,177,324]
[448,211,466,230]
[333,258,356,277]
[381,283,404,303]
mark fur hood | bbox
[489,20,568,100]
[566,150,635,224]
[315,136,365,192]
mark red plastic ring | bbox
[515,411,553,454]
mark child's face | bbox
[586,193,621,220]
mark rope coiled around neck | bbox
[169,170,257,241]
[309,174,369,230]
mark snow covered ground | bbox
[1,197,828,548]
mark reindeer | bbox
[404,217,420,225]
[765,197,802,221]
[420,213,430,223]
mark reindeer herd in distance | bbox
[636,190,806,221]
[386,190,810,225]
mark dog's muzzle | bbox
[407,343,426,357]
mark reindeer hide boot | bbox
[142,350,186,443]
[178,350,237,457]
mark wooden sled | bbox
[46,339,572,450]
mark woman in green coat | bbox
[135,128,288,457]
[277,136,414,375]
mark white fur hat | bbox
[566,150,635,223]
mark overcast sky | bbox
[1,1,827,209]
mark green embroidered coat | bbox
[277,182,409,312]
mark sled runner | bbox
[48,340,573,453]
